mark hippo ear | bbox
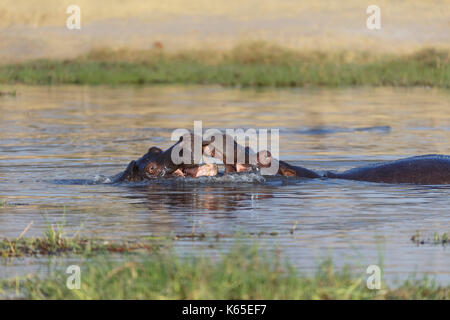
[128,160,139,173]
[148,147,163,156]
[202,135,215,146]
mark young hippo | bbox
[202,134,273,173]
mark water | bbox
[1,85,449,283]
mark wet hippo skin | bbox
[144,134,214,177]
[324,155,450,184]
[113,131,450,185]
[113,146,163,182]
[279,161,321,178]
[113,134,216,182]
[275,154,450,184]
[203,134,274,173]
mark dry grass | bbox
[0,0,449,62]
[82,42,450,66]
[0,0,448,27]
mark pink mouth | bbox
[184,164,218,177]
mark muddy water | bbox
[0,86,449,283]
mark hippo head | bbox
[135,146,166,178]
[114,146,165,182]
[233,150,273,172]
[143,158,165,178]
[134,134,216,179]
[256,150,272,168]
[202,133,273,172]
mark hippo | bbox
[202,133,275,173]
[202,134,450,184]
[113,132,450,185]
[269,154,450,185]
[276,160,321,179]
[324,155,450,184]
[113,134,217,183]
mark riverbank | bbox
[0,43,448,88]
[1,241,448,300]
[0,228,449,300]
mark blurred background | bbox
[1,0,449,62]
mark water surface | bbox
[1,85,449,284]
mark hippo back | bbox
[326,155,450,184]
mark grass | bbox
[0,237,163,258]
[0,43,448,88]
[0,220,165,258]
[0,230,281,258]
[0,217,282,258]
[1,220,449,299]
[1,243,449,299]
[0,90,16,97]
[411,231,449,246]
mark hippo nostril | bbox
[205,147,215,157]
[257,150,272,167]
[159,167,170,177]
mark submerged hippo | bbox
[272,154,450,185]
[324,155,450,184]
[113,134,217,183]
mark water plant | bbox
[411,231,449,245]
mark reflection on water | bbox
[0,85,450,283]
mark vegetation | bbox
[0,224,280,258]
[411,231,449,245]
[1,243,448,299]
[0,220,165,258]
[0,43,448,88]
[0,232,281,258]
[1,223,449,299]
[0,237,164,258]
[0,90,16,96]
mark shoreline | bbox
[1,232,449,299]
[1,240,449,300]
[0,44,448,88]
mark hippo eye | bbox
[147,164,155,174]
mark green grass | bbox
[0,228,280,258]
[0,218,165,258]
[0,44,448,88]
[411,231,449,245]
[1,243,448,299]
[0,90,16,96]
[1,220,449,299]
[0,237,163,258]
